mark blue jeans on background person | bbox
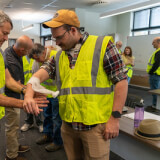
[25,113,43,126]
[43,98,63,145]
[127,77,131,84]
[149,74,160,106]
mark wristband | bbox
[21,87,25,95]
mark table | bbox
[149,89,160,110]
[110,108,160,160]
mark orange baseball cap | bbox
[43,9,80,28]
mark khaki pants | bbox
[61,121,110,160]
[5,107,20,158]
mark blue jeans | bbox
[149,74,160,106]
[43,98,63,145]
[25,113,43,126]
[127,77,131,84]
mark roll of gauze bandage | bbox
[27,76,59,98]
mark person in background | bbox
[121,46,135,84]
[29,43,63,152]
[4,35,33,160]
[21,55,43,133]
[116,40,123,54]
[23,9,128,160]
[146,37,160,112]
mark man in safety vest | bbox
[0,11,48,160]
[24,9,128,160]
[0,11,46,118]
[28,43,63,152]
[146,37,160,112]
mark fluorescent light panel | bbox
[22,24,34,31]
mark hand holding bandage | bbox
[27,76,59,98]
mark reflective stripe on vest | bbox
[59,86,113,95]
[72,86,113,94]
[42,80,56,86]
[24,70,32,75]
[56,36,113,95]
[55,50,63,91]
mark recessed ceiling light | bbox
[24,2,32,5]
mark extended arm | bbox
[0,94,23,108]
[5,69,25,94]
[0,93,48,110]
[23,68,50,115]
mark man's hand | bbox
[23,97,49,116]
[103,116,120,140]
[34,92,47,98]
[34,97,49,108]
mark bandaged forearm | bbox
[27,76,59,98]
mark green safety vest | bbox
[40,50,57,98]
[0,52,5,119]
[56,35,114,125]
[119,49,122,55]
[126,64,133,78]
[146,48,160,75]
[22,56,34,85]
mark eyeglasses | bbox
[52,30,69,42]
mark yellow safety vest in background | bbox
[119,49,122,55]
[22,56,34,85]
[122,55,134,78]
[146,48,160,75]
[126,64,133,78]
[0,52,5,119]
[56,35,114,125]
[41,50,57,98]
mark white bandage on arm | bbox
[27,76,40,86]
[27,76,59,98]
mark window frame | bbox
[132,6,160,35]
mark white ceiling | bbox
[0,0,160,23]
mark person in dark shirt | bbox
[0,11,46,118]
[146,37,160,112]
[0,14,48,160]
[4,35,33,160]
[0,11,25,111]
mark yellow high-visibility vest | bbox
[0,52,5,119]
[126,64,133,78]
[22,56,34,85]
[146,48,160,75]
[56,35,114,125]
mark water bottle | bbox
[134,99,144,128]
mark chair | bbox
[125,93,144,108]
